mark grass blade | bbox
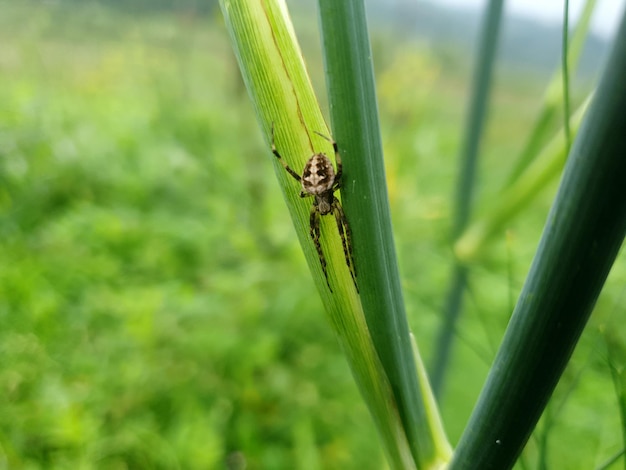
[449,10,626,469]
[317,1,451,467]
[605,331,626,469]
[455,97,590,262]
[454,0,597,261]
[505,0,597,185]
[219,0,417,467]
[562,0,572,153]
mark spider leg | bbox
[331,139,341,188]
[314,130,342,189]
[310,205,332,292]
[271,123,302,182]
[332,197,358,292]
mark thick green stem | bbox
[219,1,417,468]
[450,10,626,468]
[318,1,451,468]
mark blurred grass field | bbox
[0,1,624,469]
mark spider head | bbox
[301,153,335,196]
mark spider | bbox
[271,125,358,293]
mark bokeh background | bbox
[1,1,624,468]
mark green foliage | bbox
[0,4,381,468]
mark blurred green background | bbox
[1,1,624,468]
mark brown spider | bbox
[271,125,358,293]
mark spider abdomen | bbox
[301,153,335,195]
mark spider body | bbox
[302,154,335,213]
[271,126,358,293]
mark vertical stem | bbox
[450,10,626,468]
[452,0,505,238]
[431,0,505,398]
[562,0,572,153]
[317,1,450,467]
[430,265,466,397]
[219,2,419,467]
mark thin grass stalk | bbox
[455,98,590,262]
[562,0,572,153]
[595,450,626,470]
[605,333,626,468]
[455,1,596,261]
[219,1,416,467]
[449,10,626,468]
[430,0,504,398]
[317,1,451,468]
[506,0,596,185]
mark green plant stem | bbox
[430,264,466,397]
[317,1,451,468]
[450,10,626,468]
[605,333,626,470]
[506,0,596,185]
[219,1,416,468]
[455,98,590,262]
[562,0,571,153]
[595,449,626,470]
[431,0,504,398]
